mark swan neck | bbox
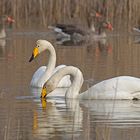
[47,45,56,72]
[39,44,56,83]
[46,66,83,99]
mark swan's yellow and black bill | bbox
[41,87,47,98]
[29,47,39,62]
[29,54,34,62]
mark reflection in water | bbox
[97,39,112,54]
[32,98,83,139]
[1,31,140,139]
[55,32,112,48]
[31,96,140,140]
[81,100,140,126]
[0,96,140,140]
[80,100,140,140]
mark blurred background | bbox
[0,0,140,31]
[0,1,140,140]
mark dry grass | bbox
[0,0,139,29]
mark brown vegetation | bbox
[0,0,140,30]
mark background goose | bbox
[0,15,15,38]
[48,20,113,45]
[133,27,140,33]
[48,11,102,37]
[133,18,140,33]
[41,66,140,100]
[29,40,71,88]
[48,12,109,43]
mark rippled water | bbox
[0,29,140,140]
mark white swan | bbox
[41,66,140,100]
[29,40,71,87]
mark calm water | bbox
[0,29,140,140]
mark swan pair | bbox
[29,40,140,100]
[41,65,140,100]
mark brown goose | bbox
[0,15,15,38]
[49,20,113,45]
[48,9,113,45]
[48,11,103,41]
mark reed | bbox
[0,0,139,30]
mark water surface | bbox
[0,29,140,140]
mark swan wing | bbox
[30,66,47,87]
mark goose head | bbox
[0,15,15,28]
[97,20,113,37]
[102,21,113,31]
[29,40,53,62]
[6,16,15,28]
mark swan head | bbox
[41,84,54,98]
[29,40,53,62]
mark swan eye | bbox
[37,45,39,48]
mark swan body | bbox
[29,40,71,88]
[81,76,140,100]
[41,66,140,100]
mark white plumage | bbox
[43,66,140,100]
[29,40,71,88]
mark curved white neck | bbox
[39,44,56,82]
[45,66,84,99]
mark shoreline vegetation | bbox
[0,0,140,31]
